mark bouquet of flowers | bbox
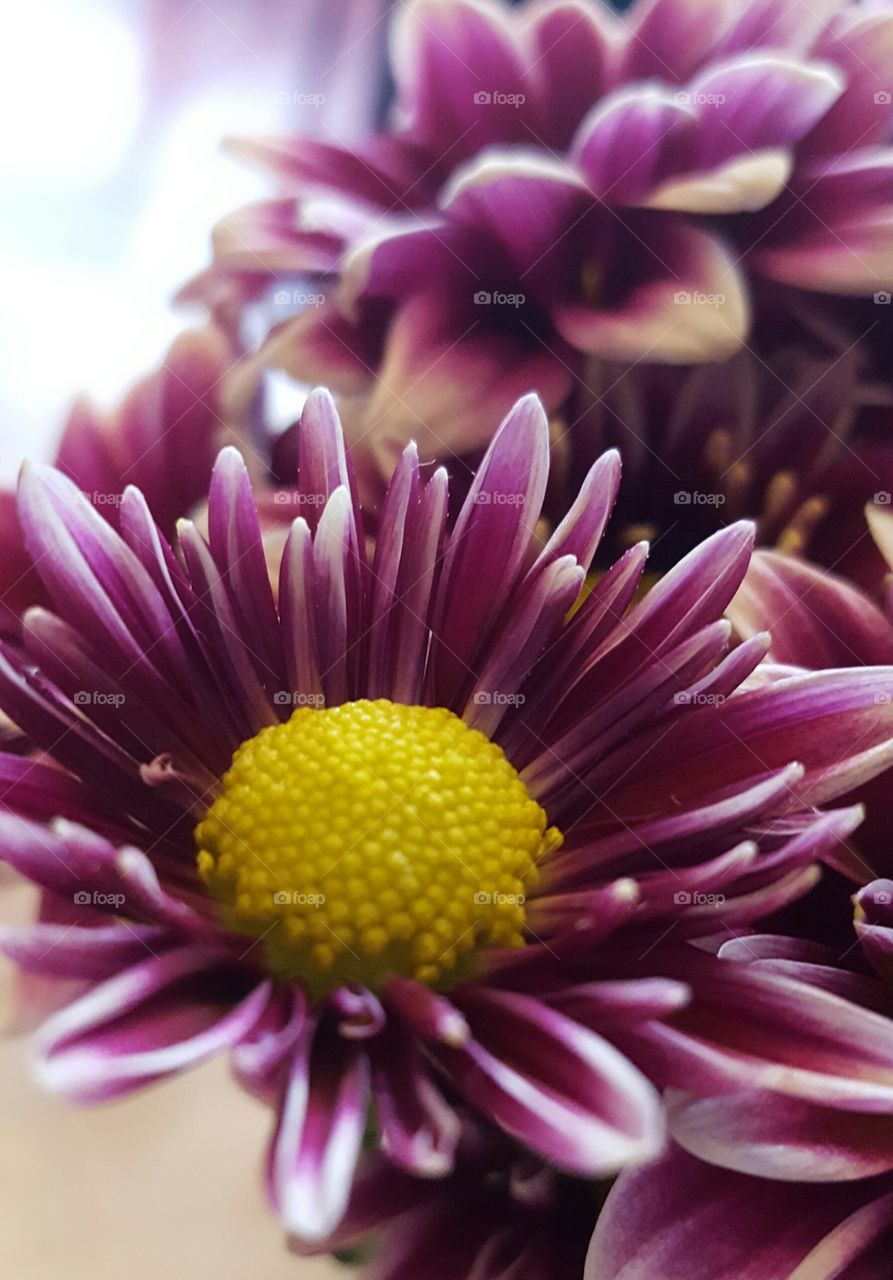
[6,1,893,1275]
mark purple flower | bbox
[0,328,230,635]
[3,390,893,1241]
[187,0,893,450]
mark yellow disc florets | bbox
[194,699,562,996]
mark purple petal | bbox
[268,1017,369,1242]
[437,986,664,1175]
[429,393,550,708]
[34,947,271,1103]
[669,1090,893,1181]
[553,224,749,363]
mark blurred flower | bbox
[2,391,893,1244]
[0,328,230,634]
[188,0,893,454]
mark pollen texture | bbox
[194,699,562,996]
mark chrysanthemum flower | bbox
[187,0,893,446]
[3,391,893,1242]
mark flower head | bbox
[189,0,893,448]
[3,390,893,1241]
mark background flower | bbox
[191,0,893,462]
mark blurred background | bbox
[0,0,392,479]
[0,1,394,1274]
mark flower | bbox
[187,0,893,452]
[3,390,893,1243]
[0,328,230,635]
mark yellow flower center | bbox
[195,699,562,997]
